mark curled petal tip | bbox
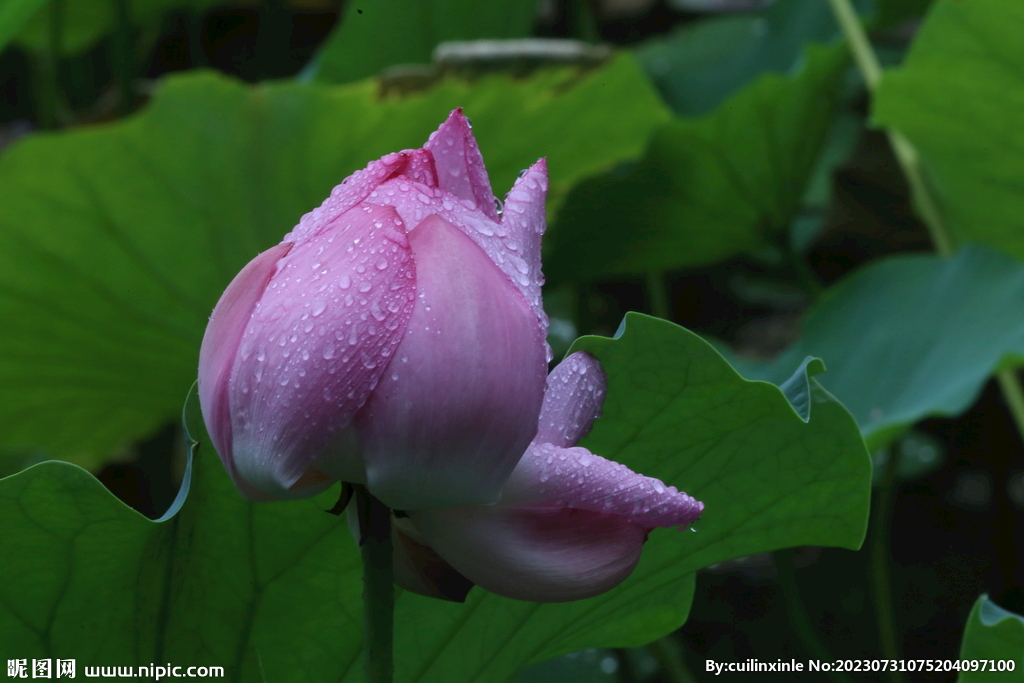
[505,443,705,529]
[424,108,498,221]
[535,351,607,448]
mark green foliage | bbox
[546,44,846,283]
[958,596,1024,682]
[725,247,1024,450]
[310,0,537,84]
[0,0,46,53]
[873,0,1024,262]
[0,313,870,682]
[0,57,668,469]
[633,0,861,116]
[12,0,220,54]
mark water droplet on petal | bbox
[311,301,327,317]
[339,275,352,289]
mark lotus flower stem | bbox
[645,271,672,321]
[36,0,65,130]
[775,549,854,683]
[870,449,902,683]
[111,0,134,115]
[356,486,394,683]
[646,636,696,683]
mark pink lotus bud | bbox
[198,109,549,510]
[397,352,705,603]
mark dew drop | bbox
[358,281,372,293]
[311,301,327,317]
[322,345,336,360]
[375,257,388,270]
[339,275,352,289]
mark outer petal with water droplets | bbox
[365,162,548,334]
[284,152,410,244]
[198,242,293,500]
[500,159,548,330]
[406,443,704,602]
[226,203,416,499]
[357,214,547,510]
[535,351,606,448]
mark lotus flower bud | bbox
[394,351,705,602]
[198,109,549,510]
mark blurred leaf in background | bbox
[958,595,1024,682]
[12,0,224,54]
[0,0,47,54]
[309,0,538,84]
[546,43,846,283]
[724,247,1024,450]
[634,0,866,116]
[874,0,1024,263]
[0,54,668,470]
[0,314,869,680]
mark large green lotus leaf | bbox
[958,595,1024,682]
[725,247,1024,451]
[0,0,46,53]
[0,58,668,469]
[387,316,869,682]
[0,313,870,682]
[310,0,537,85]
[545,44,846,283]
[873,0,1024,262]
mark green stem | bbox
[356,486,394,683]
[871,450,903,683]
[645,271,672,321]
[775,549,855,683]
[612,648,640,683]
[647,635,696,683]
[996,368,1024,441]
[111,0,134,115]
[830,0,1024,442]
[827,0,954,256]
[36,0,64,129]
[567,0,600,44]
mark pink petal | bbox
[407,504,647,602]
[356,214,547,510]
[535,351,607,448]
[500,159,549,332]
[365,175,547,339]
[424,108,499,222]
[227,203,417,498]
[198,241,293,500]
[405,442,704,602]
[402,148,438,188]
[392,521,474,603]
[284,152,410,245]
[503,443,705,529]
